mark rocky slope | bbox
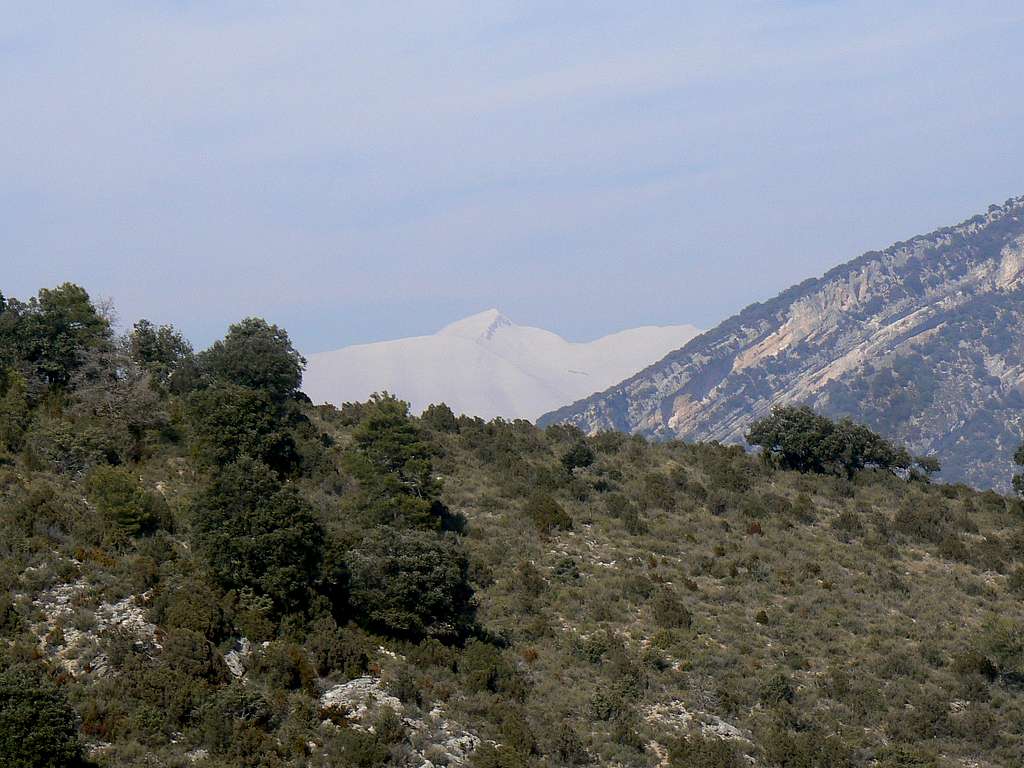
[539,197,1024,490]
[304,309,699,421]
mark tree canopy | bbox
[0,663,83,768]
[191,457,324,611]
[345,526,473,642]
[198,318,304,402]
[0,283,111,390]
[746,405,940,479]
[343,393,444,528]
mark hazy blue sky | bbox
[3,2,1023,353]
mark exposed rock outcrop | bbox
[540,197,1024,490]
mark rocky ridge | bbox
[540,197,1024,489]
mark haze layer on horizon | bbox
[2,2,1023,352]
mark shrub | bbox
[250,641,316,694]
[471,742,530,768]
[191,458,324,612]
[524,493,572,533]
[642,472,676,510]
[667,734,743,768]
[561,441,595,472]
[747,405,937,479]
[760,726,853,768]
[346,526,474,642]
[651,587,692,630]
[460,640,521,697]
[160,628,228,683]
[893,495,950,543]
[85,465,163,537]
[0,664,83,768]
[305,619,370,679]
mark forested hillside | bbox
[3,285,1024,767]
[540,197,1024,491]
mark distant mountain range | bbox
[303,309,699,421]
[540,197,1024,490]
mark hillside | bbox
[539,197,1024,491]
[3,285,1024,767]
[303,310,699,421]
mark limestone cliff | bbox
[539,197,1024,489]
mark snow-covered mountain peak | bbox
[304,313,699,420]
[437,308,514,341]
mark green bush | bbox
[191,457,324,611]
[85,465,164,537]
[524,493,572,533]
[651,587,692,630]
[346,526,474,641]
[460,640,521,697]
[561,441,595,472]
[667,734,743,768]
[0,664,83,768]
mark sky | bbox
[2,2,1023,354]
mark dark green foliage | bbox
[129,319,193,388]
[250,640,316,693]
[651,587,692,630]
[1014,442,1024,497]
[0,283,111,389]
[85,465,163,537]
[344,393,444,528]
[460,640,520,696]
[186,382,299,472]
[346,526,473,641]
[561,440,595,472]
[305,618,370,679]
[198,317,305,402]
[471,741,531,768]
[191,458,324,610]
[524,493,572,532]
[747,405,938,479]
[760,726,853,768]
[421,402,459,432]
[0,663,83,768]
[160,628,228,683]
[667,734,744,768]
[759,670,795,705]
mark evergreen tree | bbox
[85,465,160,537]
[346,526,473,642]
[191,457,323,611]
[344,393,443,528]
[129,319,194,388]
[198,318,304,402]
[186,382,298,473]
[8,283,112,389]
[0,370,30,453]
[0,663,83,768]
[747,406,939,479]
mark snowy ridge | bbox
[302,310,699,421]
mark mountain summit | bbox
[303,312,699,421]
[540,197,1024,490]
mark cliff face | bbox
[539,197,1024,489]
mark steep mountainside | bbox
[303,310,699,421]
[540,197,1024,489]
